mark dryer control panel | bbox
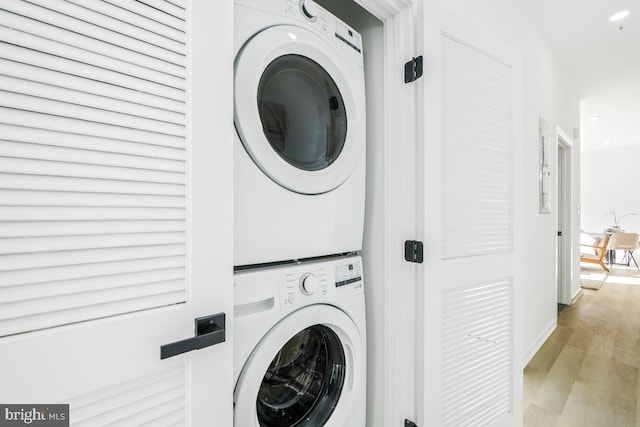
[282,0,363,53]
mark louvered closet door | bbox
[0,1,234,424]
[418,3,523,427]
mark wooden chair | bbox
[580,234,610,272]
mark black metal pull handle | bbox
[160,313,225,360]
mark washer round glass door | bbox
[234,305,363,426]
[257,325,345,426]
[235,25,362,195]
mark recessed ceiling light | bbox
[609,10,630,21]
[589,115,601,121]
[603,140,611,145]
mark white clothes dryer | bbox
[234,0,366,267]
[234,256,366,426]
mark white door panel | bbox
[0,1,233,425]
[418,2,523,426]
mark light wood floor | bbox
[524,267,640,426]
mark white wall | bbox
[581,146,640,233]
[431,0,581,364]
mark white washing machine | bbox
[234,0,366,267]
[234,256,366,426]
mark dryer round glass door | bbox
[258,55,347,172]
[235,25,364,195]
[234,305,365,427]
[257,325,345,426]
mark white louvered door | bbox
[417,3,523,426]
[0,1,233,425]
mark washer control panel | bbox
[299,273,321,295]
[334,260,362,288]
[282,257,363,307]
[284,266,329,305]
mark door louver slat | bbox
[0,108,185,147]
[64,0,185,43]
[2,0,185,65]
[0,158,185,183]
[0,174,185,195]
[100,0,186,31]
[0,0,187,337]
[0,5,184,77]
[441,279,512,426]
[0,26,185,89]
[0,232,186,254]
[0,43,186,102]
[1,245,185,272]
[441,36,512,260]
[0,125,186,159]
[69,367,186,425]
[0,190,184,207]
[136,0,186,20]
[1,268,185,302]
[0,91,186,136]
[0,291,186,337]
[0,206,185,221]
[0,57,185,112]
[0,220,185,237]
[0,141,185,172]
[160,0,186,11]
[0,256,185,287]
[22,0,185,53]
[0,280,185,321]
[0,74,186,125]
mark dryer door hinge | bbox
[405,419,418,427]
[404,240,424,263]
[404,56,423,83]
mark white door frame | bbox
[336,0,418,425]
[556,126,573,305]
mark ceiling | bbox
[524,0,640,152]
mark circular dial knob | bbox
[300,273,320,295]
[300,0,320,20]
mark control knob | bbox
[300,0,319,21]
[300,273,320,295]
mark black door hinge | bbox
[558,231,562,236]
[404,56,423,83]
[404,240,424,263]
[405,419,418,427]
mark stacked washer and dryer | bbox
[233,0,367,425]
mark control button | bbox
[288,294,296,304]
[300,273,320,295]
[300,0,319,21]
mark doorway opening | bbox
[556,127,573,307]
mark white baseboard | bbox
[571,288,583,304]
[522,317,557,368]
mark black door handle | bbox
[160,313,225,359]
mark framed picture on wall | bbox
[539,117,551,214]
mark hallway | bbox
[524,266,640,426]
